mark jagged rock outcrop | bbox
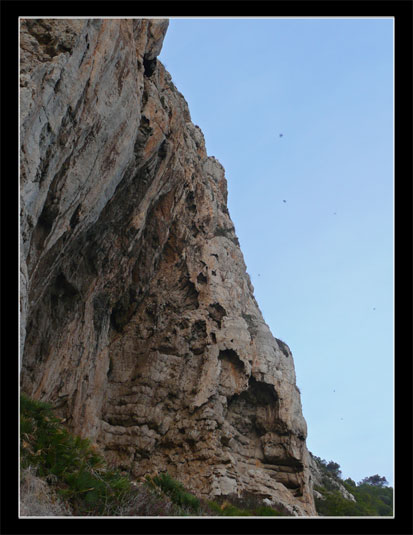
[20,18,316,516]
[309,454,356,503]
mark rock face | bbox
[20,18,316,516]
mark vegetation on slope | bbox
[312,455,393,516]
[20,394,134,515]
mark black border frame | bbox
[2,1,412,534]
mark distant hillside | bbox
[309,453,393,516]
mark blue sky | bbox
[159,17,394,486]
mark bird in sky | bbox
[283,200,287,203]
[279,133,283,137]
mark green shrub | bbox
[20,393,132,515]
[218,503,250,516]
[253,505,282,516]
[151,472,200,513]
[206,500,222,514]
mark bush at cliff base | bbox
[20,393,133,515]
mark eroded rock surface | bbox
[20,18,316,516]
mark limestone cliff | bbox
[20,18,316,516]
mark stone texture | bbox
[20,18,316,516]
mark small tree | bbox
[325,461,342,479]
[313,455,327,467]
[344,477,356,487]
[359,475,388,487]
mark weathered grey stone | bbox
[20,18,316,516]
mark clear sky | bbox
[159,17,394,486]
